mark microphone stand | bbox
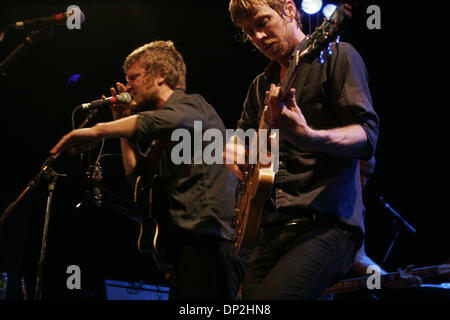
[0,109,97,224]
[34,166,65,300]
[379,196,416,268]
[0,108,98,300]
[0,26,46,77]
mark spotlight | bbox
[322,4,337,18]
[301,0,323,15]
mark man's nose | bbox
[254,30,266,41]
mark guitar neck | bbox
[278,2,349,101]
[323,265,442,295]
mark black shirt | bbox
[237,40,379,233]
[129,89,237,240]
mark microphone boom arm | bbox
[0,27,45,75]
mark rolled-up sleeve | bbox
[128,92,206,146]
[328,43,379,160]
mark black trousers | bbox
[242,217,360,300]
[167,228,245,300]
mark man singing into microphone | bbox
[50,40,244,300]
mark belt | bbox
[283,210,323,226]
[285,214,319,225]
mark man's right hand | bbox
[50,127,102,156]
[223,135,246,180]
[104,82,135,120]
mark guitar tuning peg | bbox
[319,51,325,64]
[327,42,333,56]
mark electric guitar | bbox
[232,3,352,255]
[323,262,450,295]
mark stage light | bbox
[322,4,337,18]
[301,0,323,15]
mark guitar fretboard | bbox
[323,265,442,295]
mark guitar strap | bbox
[285,50,313,109]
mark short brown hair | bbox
[123,40,187,90]
[229,0,302,29]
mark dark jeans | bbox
[241,217,360,300]
[168,228,245,300]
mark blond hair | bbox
[229,0,302,29]
[123,40,187,90]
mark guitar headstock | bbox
[296,2,352,64]
[280,2,352,97]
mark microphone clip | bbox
[86,162,103,207]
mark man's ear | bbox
[285,0,297,21]
[156,74,167,86]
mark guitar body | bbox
[233,108,278,255]
[233,168,274,255]
[134,173,173,272]
[133,140,172,272]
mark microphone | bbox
[81,92,132,110]
[8,9,82,30]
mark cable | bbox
[95,139,105,163]
[71,104,83,130]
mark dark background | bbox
[0,0,448,299]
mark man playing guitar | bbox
[224,0,379,299]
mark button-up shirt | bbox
[129,89,237,240]
[237,40,379,233]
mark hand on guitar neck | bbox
[352,244,423,289]
[222,84,314,181]
[264,84,313,150]
[388,265,423,289]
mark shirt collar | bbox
[263,37,308,81]
[164,88,185,107]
